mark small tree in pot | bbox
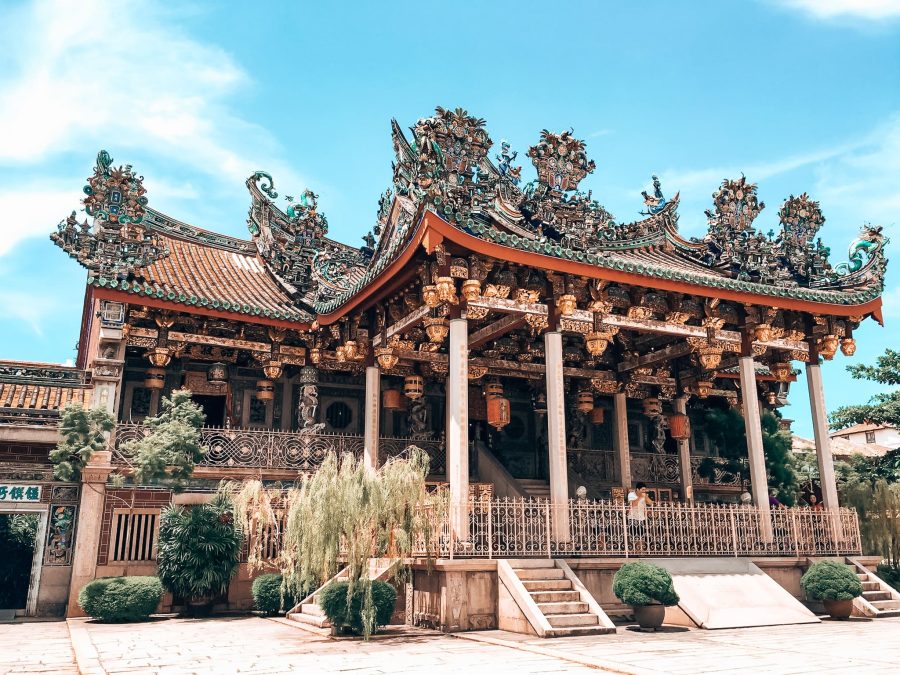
[156,495,243,616]
[613,561,680,630]
[801,560,862,619]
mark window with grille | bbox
[865,431,876,443]
[109,509,159,562]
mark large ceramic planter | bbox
[822,598,854,620]
[633,603,665,630]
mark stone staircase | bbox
[498,559,615,637]
[516,479,551,500]
[846,558,900,618]
[286,559,399,635]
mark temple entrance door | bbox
[194,394,226,427]
[0,505,49,618]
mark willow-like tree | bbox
[50,404,115,481]
[228,447,442,637]
[119,389,206,486]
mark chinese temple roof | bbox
[51,109,888,326]
[0,361,91,419]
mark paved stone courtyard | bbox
[2,615,899,674]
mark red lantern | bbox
[487,396,511,431]
[383,388,404,410]
[668,413,691,440]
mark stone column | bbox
[363,366,380,473]
[738,356,773,540]
[674,396,694,503]
[447,318,469,541]
[544,330,570,541]
[806,362,839,510]
[66,451,113,617]
[613,392,631,494]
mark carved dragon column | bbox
[447,318,469,542]
[544,330,570,542]
[363,366,380,472]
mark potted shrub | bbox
[319,580,397,636]
[613,561,680,630]
[156,495,243,617]
[78,576,163,622]
[801,560,862,619]
[251,574,298,616]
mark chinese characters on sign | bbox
[0,484,41,502]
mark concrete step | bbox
[546,613,600,628]
[856,573,869,581]
[529,590,581,604]
[287,610,332,635]
[545,625,615,637]
[871,599,900,611]
[863,591,893,602]
[537,601,589,615]
[301,604,326,616]
[861,581,880,592]
[522,579,572,592]
[507,559,556,569]
[513,567,565,580]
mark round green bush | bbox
[78,576,163,622]
[613,562,680,607]
[319,580,397,635]
[252,574,297,615]
[801,560,863,601]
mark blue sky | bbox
[1,0,899,437]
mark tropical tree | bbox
[119,389,206,486]
[830,348,900,430]
[697,404,799,504]
[50,404,115,481]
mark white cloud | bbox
[771,0,900,20]
[0,0,311,254]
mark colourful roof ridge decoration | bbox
[50,150,169,279]
[245,172,370,310]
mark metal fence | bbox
[416,498,862,559]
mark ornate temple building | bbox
[1,107,894,628]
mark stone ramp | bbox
[650,558,820,629]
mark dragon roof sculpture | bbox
[51,108,889,324]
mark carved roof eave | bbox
[315,209,884,326]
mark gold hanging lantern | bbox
[383,388,404,410]
[487,396,511,430]
[404,375,424,400]
[668,413,691,440]
[144,367,166,390]
[769,361,792,382]
[422,285,440,308]
[309,347,322,365]
[207,362,228,385]
[255,379,275,401]
[424,317,450,344]
[577,390,594,414]
[557,294,577,316]
[376,347,399,370]
[590,406,605,425]
[436,276,456,303]
[819,334,839,360]
[754,323,772,343]
[484,380,504,400]
[840,337,856,357]
[147,346,172,367]
[262,361,284,380]
[696,380,713,399]
[461,279,481,302]
[698,344,723,370]
[643,397,662,417]
[766,391,778,405]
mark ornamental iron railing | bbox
[113,424,445,474]
[414,498,861,559]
